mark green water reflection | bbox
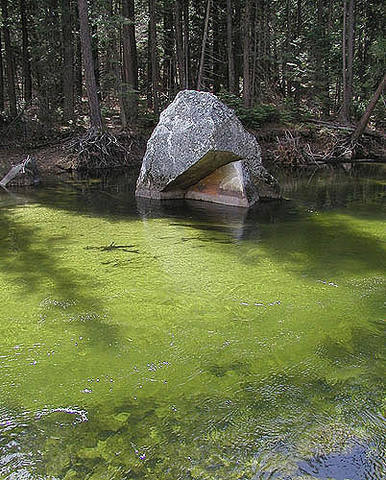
[0,165,384,479]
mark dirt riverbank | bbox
[0,122,384,180]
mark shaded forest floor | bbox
[0,119,385,179]
[0,127,147,177]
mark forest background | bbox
[0,0,384,168]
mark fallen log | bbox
[317,157,385,164]
[351,73,386,144]
[0,155,40,187]
[305,119,386,140]
[0,164,25,187]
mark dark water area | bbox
[0,164,384,479]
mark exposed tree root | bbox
[269,124,385,168]
[270,130,319,167]
[66,127,130,171]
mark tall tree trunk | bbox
[294,0,302,104]
[197,0,211,90]
[122,0,139,91]
[314,0,324,104]
[323,0,333,115]
[346,0,354,115]
[75,1,83,99]
[342,0,347,118]
[214,1,228,93]
[282,0,291,95]
[148,0,159,114]
[162,0,175,97]
[296,0,302,36]
[342,0,355,122]
[1,0,17,117]
[121,0,138,125]
[0,32,4,111]
[351,73,385,144]
[226,0,236,93]
[91,23,101,100]
[77,0,103,128]
[61,0,74,120]
[182,0,190,88]
[251,0,258,99]
[175,0,185,89]
[20,0,32,103]
[243,0,252,107]
[233,0,242,94]
[75,33,83,99]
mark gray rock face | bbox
[136,90,280,207]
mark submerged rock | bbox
[135,90,280,207]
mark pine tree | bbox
[1,0,17,117]
[77,0,102,128]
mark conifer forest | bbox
[0,0,384,142]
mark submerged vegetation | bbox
[0,165,384,479]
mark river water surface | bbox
[0,165,384,479]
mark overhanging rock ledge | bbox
[135,90,280,207]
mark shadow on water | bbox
[0,206,120,348]
[136,165,385,279]
[251,208,385,278]
[0,164,384,322]
[247,164,385,278]
[7,163,383,220]
[4,164,382,282]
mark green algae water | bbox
[0,165,384,480]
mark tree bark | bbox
[315,0,328,111]
[197,0,211,90]
[122,0,138,89]
[233,0,242,94]
[282,0,291,95]
[20,0,32,103]
[182,0,190,88]
[342,0,347,118]
[175,0,185,89]
[91,23,101,100]
[77,0,103,128]
[1,0,17,117]
[211,0,229,93]
[341,0,355,122]
[226,0,236,93]
[351,73,385,143]
[346,0,355,114]
[61,0,74,120]
[294,0,302,104]
[148,0,159,114]
[0,31,4,111]
[323,0,333,115]
[75,11,83,99]
[162,0,175,97]
[121,0,138,125]
[243,0,252,107]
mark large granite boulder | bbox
[135,90,280,207]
